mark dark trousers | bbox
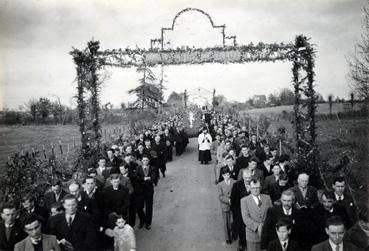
[128,195,137,227]
[232,209,246,248]
[137,191,154,226]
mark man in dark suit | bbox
[290,173,319,209]
[266,217,301,251]
[344,209,369,250]
[43,178,67,212]
[231,168,252,251]
[69,181,99,226]
[312,190,351,245]
[95,158,110,187]
[14,214,61,251]
[261,189,307,250]
[266,173,292,205]
[152,134,167,178]
[20,194,49,228]
[0,202,27,251]
[101,171,130,220]
[311,216,360,251]
[257,154,274,178]
[219,155,237,182]
[136,155,157,230]
[123,153,140,227]
[46,194,97,251]
[235,144,251,178]
[332,176,358,226]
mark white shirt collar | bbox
[283,207,292,215]
[335,193,344,201]
[252,195,261,205]
[280,239,289,250]
[329,239,343,251]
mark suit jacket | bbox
[335,193,358,227]
[218,165,238,183]
[267,239,301,251]
[344,222,369,250]
[218,179,235,211]
[241,193,273,242]
[0,220,27,251]
[14,234,61,251]
[262,174,279,195]
[230,180,250,214]
[258,162,273,178]
[235,155,251,177]
[46,212,97,251]
[136,165,157,194]
[312,204,351,244]
[291,185,319,209]
[311,240,361,251]
[43,190,67,211]
[261,205,306,249]
[101,185,130,218]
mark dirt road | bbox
[136,138,238,251]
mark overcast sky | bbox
[0,0,366,110]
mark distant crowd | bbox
[0,114,189,251]
[198,113,368,251]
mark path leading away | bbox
[136,138,238,251]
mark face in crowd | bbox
[84,177,96,194]
[24,219,42,240]
[1,206,17,226]
[242,169,252,184]
[280,192,294,210]
[142,157,150,166]
[332,180,345,196]
[63,198,78,215]
[326,224,345,245]
[250,180,262,196]
[69,183,81,199]
[98,159,106,169]
[276,225,291,242]
[297,173,309,189]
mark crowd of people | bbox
[203,113,368,251]
[0,115,189,251]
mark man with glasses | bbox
[14,214,60,251]
[241,178,272,251]
[311,216,360,251]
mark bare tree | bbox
[347,2,369,101]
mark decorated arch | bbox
[70,8,317,169]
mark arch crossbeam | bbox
[98,43,294,68]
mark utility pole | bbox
[184,89,188,108]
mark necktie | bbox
[283,242,287,251]
[336,244,340,251]
[67,216,72,227]
[144,167,148,176]
[257,197,262,207]
[5,225,12,241]
[338,196,342,201]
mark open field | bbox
[246,102,365,116]
[0,124,131,168]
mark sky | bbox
[0,0,367,110]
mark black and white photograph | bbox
[0,0,368,250]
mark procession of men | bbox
[0,110,368,251]
[0,115,189,251]
[209,113,368,251]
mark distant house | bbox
[188,87,212,109]
[252,95,267,106]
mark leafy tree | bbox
[167,91,183,107]
[268,93,280,106]
[347,2,369,101]
[279,88,294,105]
[36,97,52,119]
[128,65,163,110]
